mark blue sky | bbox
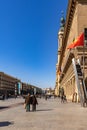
[0,0,68,89]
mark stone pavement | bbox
[0,97,87,130]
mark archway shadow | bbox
[0,121,14,127]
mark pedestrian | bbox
[60,87,64,103]
[61,95,64,103]
[63,94,67,102]
[25,93,31,112]
[32,95,38,111]
[45,95,47,100]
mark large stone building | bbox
[55,0,87,102]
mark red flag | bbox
[67,33,84,49]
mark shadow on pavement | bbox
[0,106,9,110]
[0,121,14,127]
[37,109,53,111]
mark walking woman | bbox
[25,93,31,112]
[32,95,38,111]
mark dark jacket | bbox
[25,95,31,105]
[32,95,38,105]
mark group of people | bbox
[24,93,38,112]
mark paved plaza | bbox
[0,97,87,130]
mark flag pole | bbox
[83,28,87,78]
[83,30,85,78]
[83,45,85,78]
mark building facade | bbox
[0,72,42,98]
[55,0,87,102]
[0,72,20,97]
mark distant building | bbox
[0,72,20,97]
[45,88,54,95]
[0,71,42,98]
[55,0,87,102]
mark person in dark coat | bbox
[32,95,38,111]
[25,93,31,112]
[60,87,64,103]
